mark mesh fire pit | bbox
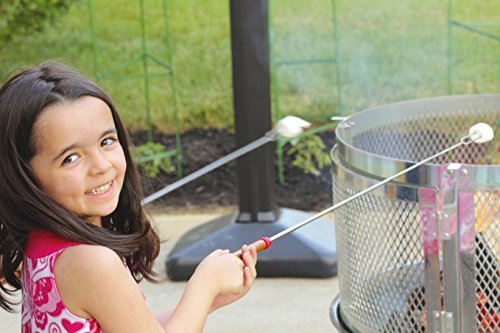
[329,95,500,333]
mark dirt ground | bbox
[131,128,337,213]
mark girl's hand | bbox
[209,245,258,312]
[164,245,258,332]
[193,248,244,296]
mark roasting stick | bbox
[234,123,495,256]
[142,116,311,205]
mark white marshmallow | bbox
[275,116,311,138]
[469,123,494,144]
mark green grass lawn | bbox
[1,0,499,132]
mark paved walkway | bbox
[0,212,339,333]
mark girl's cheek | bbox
[112,147,127,167]
[117,154,127,173]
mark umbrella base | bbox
[166,208,337,280]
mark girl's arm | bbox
[55,244,256,333]
[155,308,174,327]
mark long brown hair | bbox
[0,62,160,312]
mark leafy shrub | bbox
[131,142,175,178]
[287,134,331,176]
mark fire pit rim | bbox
[333,94,500,187]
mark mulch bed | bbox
[131,128,336,213]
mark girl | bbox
[0,62,257,332]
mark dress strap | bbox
[25,230,81,259]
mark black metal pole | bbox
[229,0,277,222]
[165,0,337,280]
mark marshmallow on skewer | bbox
[469,123,494,143]
[275,116,311,138]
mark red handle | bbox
[233,237,272,257]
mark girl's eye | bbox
[102,137,117,147]
[62,154,79,165]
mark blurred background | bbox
[2,0,499,133]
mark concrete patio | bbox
[0,211,339,333]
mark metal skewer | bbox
[141,116,311,206]
[142,130,279,205]
[234,123,494,256]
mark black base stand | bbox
[166,208,337,280]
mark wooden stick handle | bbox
[233,237,272,257]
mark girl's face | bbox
[29,96,127,226]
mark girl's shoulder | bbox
[55,242,122,274]
[54,242,126,299]
[54,240,132,319]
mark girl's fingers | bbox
[242,246,257,265]
[240,245,257,281]
[247,264,257,280]
[249,245,257,264]
[242,251,257,279]
[243,267,255,289]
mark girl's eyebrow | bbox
[101,128,118,137]
[52,128,118,162]
[52,144,79,162]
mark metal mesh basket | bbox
[330,95,500,333]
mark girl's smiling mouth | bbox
[86,180,113,196]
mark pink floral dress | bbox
[22,230,102,333]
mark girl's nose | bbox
[89,151,112,175]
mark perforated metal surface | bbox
[333,167,426,332]
[332,95,500,333]
[474,190,500,333]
